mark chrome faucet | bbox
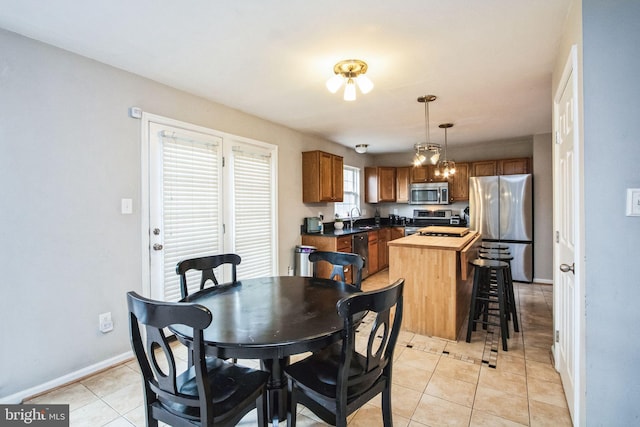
[349,206,362,229]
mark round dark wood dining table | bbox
[170,275,360,424]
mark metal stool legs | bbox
[466,259,510,351]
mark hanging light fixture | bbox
[413,95,441,167]
[326,59,374,101]
[434,123,456,178]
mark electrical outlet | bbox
[99,312,113,333]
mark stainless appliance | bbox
[469,174,533,282]
[304,217,322,233]
[409,182,449,205]
[352,233,369,279]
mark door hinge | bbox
[555,330,560,343]
[555,230,560,243]
[223,224,226,234]
[222,156,225,167]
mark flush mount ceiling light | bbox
[413,95,441,167]
[326,59,374,101]
[434,123,456,178]
[355,144,369,154]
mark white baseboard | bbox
[0,351,134,404]
[533,277,554,285]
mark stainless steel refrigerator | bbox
[469,174,533,282]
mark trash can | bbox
[294,245,316,277]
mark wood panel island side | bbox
[388,227,481,340]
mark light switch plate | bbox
[626,188,640,216]
[121,198,133,214]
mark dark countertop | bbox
[301,218,468,237]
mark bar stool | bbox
[466,258,510,351]
[478,250,519,333]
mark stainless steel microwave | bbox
[409,182,449,205]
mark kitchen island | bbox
[388,227,481,340]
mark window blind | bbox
[162,134,222,301]
[232,146,274,278]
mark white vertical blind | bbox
[231,145,275,278]
[162,134,222,301]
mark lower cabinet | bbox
[368,230,379,275]
[300,235,353,283]
[391,227,405,241]
[378,228,390,270]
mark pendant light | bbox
[413,95,441,167]
[434,123,456,178]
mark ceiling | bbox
[0,0,571,154]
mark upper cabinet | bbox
[410,165,447,183]
[499,157,531,175]
[365,167,396,203]
[302,150,343,203]
[395,167,410,204]
[448,162,469,202]
[470,157,531,177]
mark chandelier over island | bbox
[434,123,456,178]
[413,95,441,167]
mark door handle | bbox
[153,243,164,251]
[559,263,574,274]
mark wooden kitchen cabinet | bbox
[302,150,343,203]
[470,157,531,177]
[378,227,390,269]
[301,234,352,283]
[368,230,379,275]
[411,165,447,183]
[365,167,396,203]
[396,167,410,203]
[498,157,531,175]
[391,227,405,241]
[470,160,497,177]
[448,162,469,202]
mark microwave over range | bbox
[409,182,449,205]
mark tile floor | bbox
[26,270,572,426]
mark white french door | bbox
[142,114,278,302]
[553,45,584,425]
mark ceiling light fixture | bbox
[326,59,374,101]
[434,123,456,178]
[413,95,440,167]
[355,144,369,154]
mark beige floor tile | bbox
[69,399,121,427]
[367,384,423,420]
[525,359,561,384]
[524,344,553,364]
[395,347,441,372]
[470,409,528,426]
[473,385,530,425]
[103,417,136,426]
[123,405,147,427]
[434,356,481,384]
[25,382,98,411]
[478,365,527,397]
[80,365,140,398]
[101,382,145,415]
[348,402,410,427]
[495,352,526,376]
[391,362,433,393]
[424,371,476,407]
[529,399,573,426]
[411,394,472,427]
[527,377,569,409]
[409,334,448,353]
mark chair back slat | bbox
[176,253,241,298]
[309,251,365,289]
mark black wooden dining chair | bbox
[284,278,404,427]
[176,253,241,298]
[127,291,269,427]
[309,251,365,289]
